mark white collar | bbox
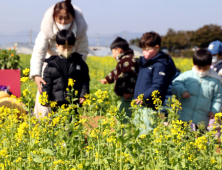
[208,69,222,84]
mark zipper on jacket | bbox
[191,78,202,121]
[68,63,74,76]
[52,60,68,87]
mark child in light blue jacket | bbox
[171,49,222,128]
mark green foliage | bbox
[130,24,222,52]
[19,54,32,75]
[190,24,222,48]
[0,48,21,69]
[19,55,192,109]
[1,79,221,169]
[129,38,140,47]
[162,29,194,52]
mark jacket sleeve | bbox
[210,82,222,114]
[143,64,171,101]
[171,73,188,98]
[105,69,116,84]
[79,62,90,98]
[76,34,89,61]
[30,31,49,79]
[119,59,139,94]
[42,66,52,104]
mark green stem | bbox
[28,102,31,169]
[98,110,102,170]
[120,132,123,170]
[51,111,54,169]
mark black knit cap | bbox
[110,37,130,51]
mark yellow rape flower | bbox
[22,68,30,76]
[39,92,48,105]
[20,77,29,82]
[77,164,83,169]
[50,101,57,108]
[68,78,75,87]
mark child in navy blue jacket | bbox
[134,32,176,134]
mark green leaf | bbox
[174,163,179,170]
[33,156,44,163]
[85,161,91,167]
[7,62,11,68]
[135,142,142,152]
[43,149,54,156]
[54,165,59,170]
[117,135,124,143]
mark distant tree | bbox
[162,29,177,52]
[129,38,140,47]
[162,29,194,52]
[190,24,222,48]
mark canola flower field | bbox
[2,54,222,169]
[20,55,193,108]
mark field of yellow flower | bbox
[2,54,221,169]
[20,55,193,108]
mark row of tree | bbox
[130,24,222,52]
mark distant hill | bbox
[0,30,143,47]
[88,31,143,46]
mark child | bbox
[42,30,90,108]
[207,40,222,75]
[134,32,176,134]
[99,37,139,123]
[171,49,222,128]
[207,41,222,136]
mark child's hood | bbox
[140,51,177,77]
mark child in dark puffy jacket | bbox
[133,32,177,134]
[42,30,90,107]
[99,37,139,123]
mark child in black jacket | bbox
[42,30,90,107]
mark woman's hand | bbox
[79,97,85,104]
[34,76,46,94]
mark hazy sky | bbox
[1,0,222,36]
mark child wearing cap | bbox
[207,40,222,137]
[207,40,222,75]
[99,37,139,123]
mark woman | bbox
[30,0,88,118]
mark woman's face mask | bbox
[212,55,218,66]
[56,22,72,31]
